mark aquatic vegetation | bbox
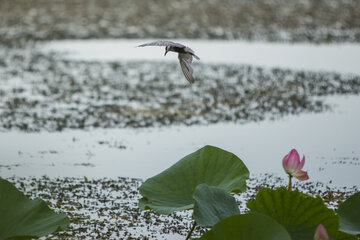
[314,224,329,240]
[139,145,249,214]
[1,0,360,45]
[192,184,240,227]
[282,149,309,181]
[2,175,356,239]
[199,212,291,240]
[282,149,309,191]
[0,0,359,239]
[247,187,338,239]
[1,47,360,132]
[0,178,69,239]
[338,192,360,235]
[139,146,360,239]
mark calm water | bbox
[1,39,359,187]
[44,39,360,75]
[1,95,359,187]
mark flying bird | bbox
[137,40,200,84]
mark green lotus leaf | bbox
[0,178,70,240]
[193,183,240,227]
[336,230,358,240]
[247,187,339,240]
[199,212,292,240]
[139,145,249,214]
[338,192,360,235]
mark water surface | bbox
[2,95,359,187]
[45,39,360,75]
[1,39,359,188]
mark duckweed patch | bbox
[5,175,357,239]
[1,0,360,45]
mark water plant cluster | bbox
[1,0,359,239]
[1,145,359,239]
[0,178,69,239]
[1,47,360,132]
[138,145,360,239]
[1,0,360,46]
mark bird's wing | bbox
[178,53,195,84]
[183,47,200,60]
[138,41,200,60]
[137,40,186,48]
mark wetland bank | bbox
[1,0,360,239]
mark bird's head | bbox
[164,46,169,56]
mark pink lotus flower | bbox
[314,224,328,240]
[282,149,309,181]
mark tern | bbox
[137,40,200,84]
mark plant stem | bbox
[288,174,292,191]
[185,221,197,240]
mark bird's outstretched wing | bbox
[138,40,200,60]
[178,53,195,84]
[137,40,186,48]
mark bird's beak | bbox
[164,50,168,56]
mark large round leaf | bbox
[338,192,360,235]
[199,212,292,240]
[193,183,240,227]
[247,187,339,240]
[139,145,249,214]
[0,178,70,240]
[336,231,358,240]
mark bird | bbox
[137,40,200,84]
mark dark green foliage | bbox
[139,145,249,214]
[0,179,69,240]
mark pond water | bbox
[1,95,359,187]
[1,39,359,188]
[44,39,360,75]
